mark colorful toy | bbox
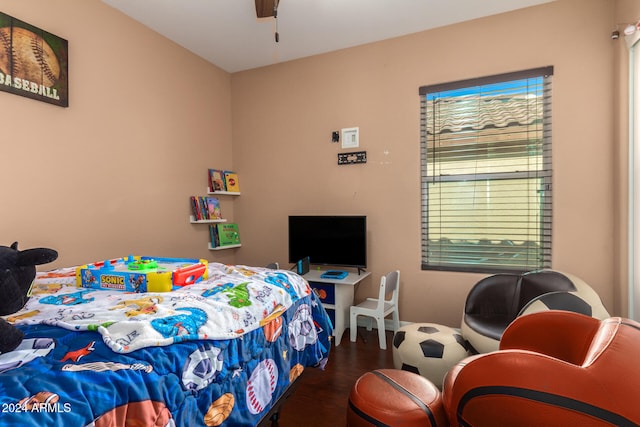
[76,256,208,293]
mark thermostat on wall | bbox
[341,127,359,149]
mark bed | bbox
[0,261,332,426]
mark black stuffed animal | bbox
[0,242,58,353]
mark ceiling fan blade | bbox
[255,0,277,18]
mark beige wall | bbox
[0,0,236,267]
[232,0,628,327]
[1,0,636,329]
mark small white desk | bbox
[303,270,371,346]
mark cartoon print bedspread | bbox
[0,263,333,426]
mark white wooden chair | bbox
[349,270,400,350]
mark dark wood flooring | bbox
[273,327,395,426]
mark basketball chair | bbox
[349,270,400,350]
[443,311,640,426]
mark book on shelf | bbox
[208,169,226,192]
[190,196,201,221]
[191,196,223,221]
[210,223,240,247]
[209,225,220,247]
[218,223,240,246]
[223,171,240,193]
[205,196,222,219]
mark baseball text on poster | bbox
[0,12,68,107]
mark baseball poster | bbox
[0,12,68,107]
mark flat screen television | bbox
[288,215,367,269]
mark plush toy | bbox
[0,242,58,353]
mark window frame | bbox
[419,66,554,274]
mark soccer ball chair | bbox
[460,270,609,354]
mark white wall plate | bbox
[341,127,359,149]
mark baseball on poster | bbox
[0,12,68,107]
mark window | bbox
[420,67,553,273]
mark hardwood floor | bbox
[275,327,395,427]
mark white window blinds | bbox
[420,67,553,273]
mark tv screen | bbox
[288,215,367,269]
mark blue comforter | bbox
[0,265,332,426]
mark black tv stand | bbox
[357,267,366,275]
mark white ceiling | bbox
[101,0,554,73]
